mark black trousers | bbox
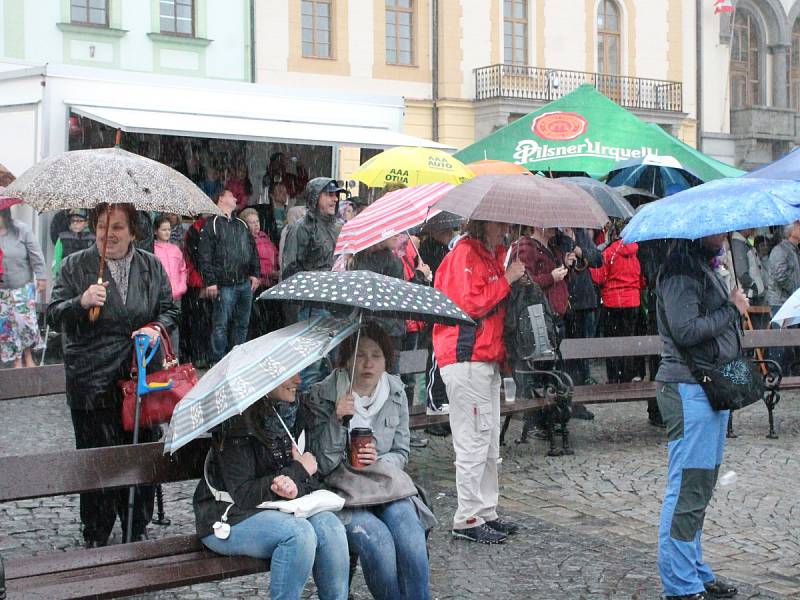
[600,306,640,383]
[180,288,212,367]
[564,308,598,385]
[70,406,158,544]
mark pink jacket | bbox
[254,231,279,286]
[154,240,188,300]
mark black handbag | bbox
[662,290,764,411]
[686,357,764,411]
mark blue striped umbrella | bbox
[163,315,358,454]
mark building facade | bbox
[254,0,700,176]
[701,0,800,169]
[0,0,252,80]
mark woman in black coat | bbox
[47,202,179,547]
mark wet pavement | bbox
[1,387,799,599]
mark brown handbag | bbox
[119,322,198,432]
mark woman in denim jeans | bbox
[307,323,432,600]
[193,374,349,600]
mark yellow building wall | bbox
[338,146,363,185]
[438,100,475,150]
[678,119,697,148]
[403,99,434,140]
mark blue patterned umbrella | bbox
[163,315,358,454]
[620,178,800,243]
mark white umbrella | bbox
[770,289,800,327]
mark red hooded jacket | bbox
[432,238,510,367]
[590,240,642,308]
[513,236,570,317]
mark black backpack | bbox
[504,279,561,368]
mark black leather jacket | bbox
[193,401,320,539]
[47,246,179,410]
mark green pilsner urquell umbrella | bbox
[456,85,743,182]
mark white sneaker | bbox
[426,403,449,415]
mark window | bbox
[386,0,413,65]
[70,0,108,27]
[503,0,527,66]
[302,0,333,58]
[597,0,621,75]
[791,19,800,109]
[731,10,761,107]
[160,0,194,36]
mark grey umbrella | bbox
[6,146,221,321]
[5,147,221,216]
[433,174,608,229]
[559,177,635,220]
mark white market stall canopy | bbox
[70,104,453,150]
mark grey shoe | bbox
[452,523,507,544]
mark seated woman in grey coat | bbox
[306,322,430,600]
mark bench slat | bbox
[6,535,202,580]
[0,363,66,400]
[9,552,268,599]
[0,439,209,503]
[559,329,800,360]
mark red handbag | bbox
[120,322,198,432]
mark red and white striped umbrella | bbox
[335,182,454,255]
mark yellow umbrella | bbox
[352,146,474,188]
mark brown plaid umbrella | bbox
[433,174,608,229]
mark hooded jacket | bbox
[198,214,260,287]
[192,400,319,539]
[432,237,510,367]
[590,240,642,308]
[655,242,742,383]
[47,245,179,410]
[513,235,569,317]
[281,178,340,279]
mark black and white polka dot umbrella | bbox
[259,270,474,326]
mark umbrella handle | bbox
[88,278,103,322]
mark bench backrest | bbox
[558,328,800,361]
[0,439,210,503]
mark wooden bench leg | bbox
[726,413,737,439]
[765,390,780,439]
[0,552,6,600]
[500,415,513,446]
[152,484,171,526]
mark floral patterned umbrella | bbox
[259,270,473,326]
[5,147,220,216]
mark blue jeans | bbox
[296,306,331,391]
[656,382,728,597]
[202,510,349,600]
[210,281,253,364]
[345,498,430,600]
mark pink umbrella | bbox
[0,188,22,211]
[335,182,454,255]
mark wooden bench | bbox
[0,439,270,599]
[557,328,800,439]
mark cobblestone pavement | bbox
[1,389,799,599]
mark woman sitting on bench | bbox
[306,322,433,600]
[193,373,350,600]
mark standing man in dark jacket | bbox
[281,177,344,390]
[558,227,602,386]
[199,187,260,365]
